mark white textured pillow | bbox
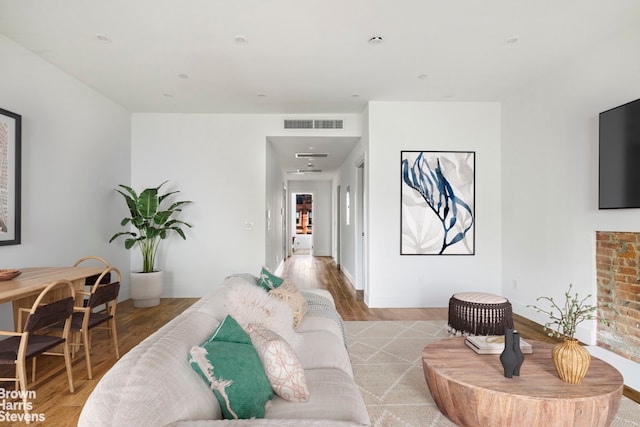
[247,324,309,403]
[226,281,301,348]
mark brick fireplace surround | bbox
[596,231,640,364]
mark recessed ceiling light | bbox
[506,37,519,44]
[178,73,189,79]
[96,34,112,43]
[417,74,429,80]
[368,36,383,44]
[235,35,248,44]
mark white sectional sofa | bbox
[78,275,370,427]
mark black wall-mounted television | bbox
[599,97,640,209]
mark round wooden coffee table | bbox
[422,338,623,427]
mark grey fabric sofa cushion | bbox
[266,368,370,425]
[294,330,354,378]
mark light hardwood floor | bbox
[0,254,636,426]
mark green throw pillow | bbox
[257,267,284,291]
[189,315,273,419]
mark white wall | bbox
[0,35,131,328]
[131,113,361,297]
[502,24,640,344]
[131,114,269,297]
[366,101,502,307]
[288,181,332,256]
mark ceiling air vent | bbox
[284,119,313,129]
[287,169,323,175]
[295,153,329,159]
[314,119,343,129]
[284,119,343,129]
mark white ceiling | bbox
[1,0,639,179]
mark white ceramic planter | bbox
[130,271,163,307]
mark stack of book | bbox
[465,335,533,354]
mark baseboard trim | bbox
[340,265,356,288]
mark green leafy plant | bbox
[527,284,600,340]
[109,181,192,273]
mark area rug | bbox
[344,320,640,427]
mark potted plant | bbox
[110,181,192,307]
[528,284,598,384]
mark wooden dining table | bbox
[0,266,106,328]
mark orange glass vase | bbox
[551,338,591,384]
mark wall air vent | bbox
[314,119,343,129]
[284,119,313,129]
[284,119,343,129]
[295,153,329,159]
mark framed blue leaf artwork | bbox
[401,151,475,255]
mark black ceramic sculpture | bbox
[512,330,524,376]
[500,328,524,378]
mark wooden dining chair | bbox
[73,255,111,289]
[58,266,122,379]
[73,255,109,268]
[0,280,76,394]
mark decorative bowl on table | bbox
[0,269,21,281]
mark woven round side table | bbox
[448,292,514,336]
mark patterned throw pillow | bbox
[257,267,284,291]
[247,324,309,403]
[270,280,309,329]
[189,316,273,419]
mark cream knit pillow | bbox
[269,280,308,329]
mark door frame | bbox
[355,157,367,293]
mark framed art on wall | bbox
[0,108,21,246]
[401,150,474,255]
